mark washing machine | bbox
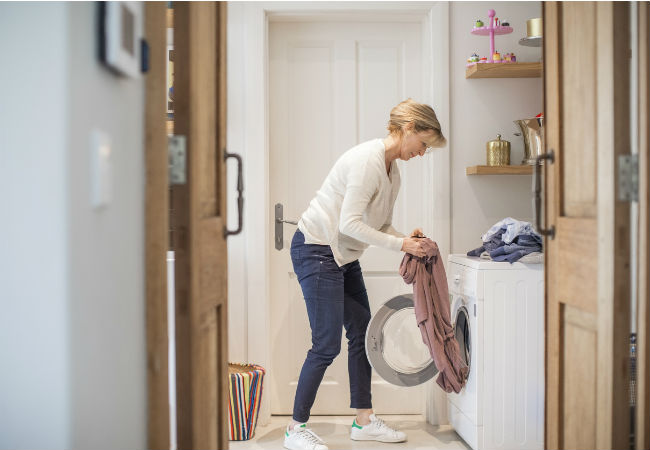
[363,254,544,450]
[447,254,544,450]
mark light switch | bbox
[90,129,113,209]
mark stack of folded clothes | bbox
[467,218,543,264]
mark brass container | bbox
[526,18,543,38]
[514,117,544,165]
[486,134,511,166]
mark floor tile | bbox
[230,415,470,450]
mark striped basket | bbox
[228,362,266,441]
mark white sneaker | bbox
[284,423,329,450]
[350,414,407,443]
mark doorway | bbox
[226,2,450,423]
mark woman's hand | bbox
[402,237,426,257]
[410,228,424,238]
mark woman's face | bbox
[398,128,438,161]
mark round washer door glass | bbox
[454,306,471,372]
[365,294,438,387]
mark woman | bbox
[284,99,447,450]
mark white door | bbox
[269,19,433,415]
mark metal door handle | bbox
[224,151,244,238]
[275,203,298,250]
[532,150,555,239]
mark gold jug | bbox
[486,134,511,166]
[514,117,544,165]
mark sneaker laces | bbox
[371,416,398,436]
[296,428,324,446]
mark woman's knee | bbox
[345,330,367,349]
[310,340,341,363]
[345,308,371,337]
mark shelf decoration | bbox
[467,9,514,67]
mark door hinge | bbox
[618,154,638,202]
[168,135,187,185]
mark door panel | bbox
[269,20,431,415]
[544,3,631,449]
[173,3,229,449]
[561,3,598,218]
[562,305,597,449]
[555,218,597,313]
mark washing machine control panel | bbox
[448,262,479,298]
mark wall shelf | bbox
[466,165,533,175]
[465,62,542,79]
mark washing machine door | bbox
[451,296,471,375]
[365,294,438,387]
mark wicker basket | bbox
[228,363,266,441]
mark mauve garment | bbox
[399,239,469,393]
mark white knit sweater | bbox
[297,138,406,266]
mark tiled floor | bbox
[230,415,470,450]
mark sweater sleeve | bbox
[379,205,407,238]
[339,163,405,252]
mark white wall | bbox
[1,4,71,448]
[226,3,249,365]
[450,2,543,254]
[0,3,147,449]
[66,3,147,448]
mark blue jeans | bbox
[290,229,373,423]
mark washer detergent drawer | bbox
[448,263,465,294]
[448,262,480,298]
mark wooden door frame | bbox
[227,1,450,424]
[144,2,170,449]
[637,2,650,448]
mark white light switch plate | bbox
[90,129,113,209]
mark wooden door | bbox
[544,2,631,449]
[268,19,432,415]
[173,3,229,449]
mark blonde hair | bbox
[387,98,447,148]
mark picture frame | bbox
[99,1,143,78]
